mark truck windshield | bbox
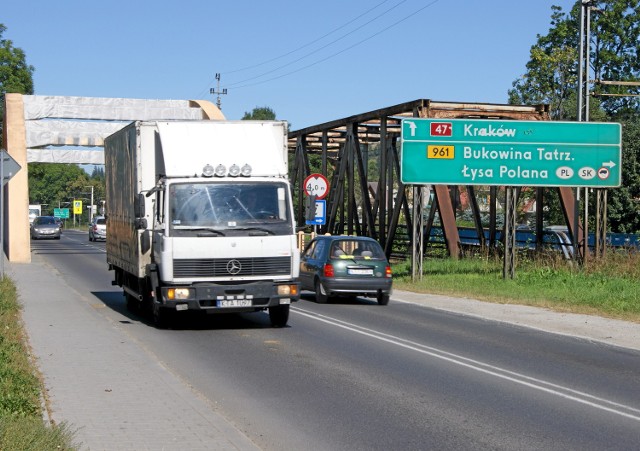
[168,181,293,236]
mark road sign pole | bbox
[1,152,4,279]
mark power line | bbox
[222,0,394,75]
[223,0,408,89]
[195,0,407,95]
[228,0,440,90]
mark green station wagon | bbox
[300,236,392,305]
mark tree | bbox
[510,1,640,233]
[28,163,91,215]
[242,106,276,120]
[0,24,35,146]
[509,1,640,120]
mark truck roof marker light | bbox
[214,164,226,177]
[229,164,241,177]
[202,164,215,177]
[241,164,252,177]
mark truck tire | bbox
[269,304,289,327]
[125,293,140,313]
[152,303,172,329]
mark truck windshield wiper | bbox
[232,227,275,236]
[187,228,226,236]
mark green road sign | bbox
[401,119,621,187]
[54,208,70,219]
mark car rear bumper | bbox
[321,277,392,297]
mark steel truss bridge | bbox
[288,99,606,268]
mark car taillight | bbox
[323,264,334,277]
[385,266,392,278]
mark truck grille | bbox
[173,256,291,278]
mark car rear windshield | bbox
[96,218,106,225]
[330,240,385,260]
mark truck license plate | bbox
[217,299,252,307]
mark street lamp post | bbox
[84,185,94,224]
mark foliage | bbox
[0,277,79,449]
[607,118,640,232]
[0,24,34,95]
[509,1,640,234]
[242,106,276,120]
[0,24,35,148]
[28,163,106,217]
[509,1,640,120]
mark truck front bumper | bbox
[158,280,299,312]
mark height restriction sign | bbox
[303,173,330,199]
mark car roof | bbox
[313,235,380,244]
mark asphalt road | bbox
[27,230,640,450]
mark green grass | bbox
[0,276,79,450]
[393,251,640,322]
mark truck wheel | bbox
[315,280,329,304]
[377,291,390,306]
[125,294,140,313]
[269,304,289,327]
[152,303,172,329]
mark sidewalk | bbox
[8,254,640,450]
[8,253,260,451]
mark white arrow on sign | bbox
[602,161,616,168]
[406,121,417,137]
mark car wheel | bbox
[269,304,289,327]
[315,279,329,304]
[377,291,390,306]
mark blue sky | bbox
[4,0,576,130]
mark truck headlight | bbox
[277,284,298,296]
[167,288,194,300]
[214,164,226,177]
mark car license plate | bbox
[217,299,252,307]
[348,268,373,275]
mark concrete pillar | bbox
[3,93,30,262]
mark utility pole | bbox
[210,73,227,111]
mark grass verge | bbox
[393,251,640,323]
[0,276,79,450]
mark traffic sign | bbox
[54,208,70,219]
[73,200,83,215]
[305,200,327,225]
[303,173,330,199]
[401,119,622,187]
[1,150,21,186]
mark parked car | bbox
[89,216,107,241]
[30,216,61,240]
[300,236,392,305]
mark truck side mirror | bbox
[134,193,145,218]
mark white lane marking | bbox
[292,306,640,422]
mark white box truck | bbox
[105,120,300,328]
